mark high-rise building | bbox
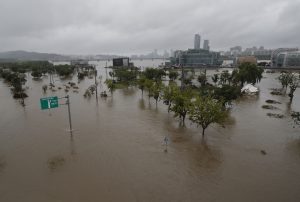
[194,34,201,49]
[203,40,209,51]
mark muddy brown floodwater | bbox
[0,62,300,202]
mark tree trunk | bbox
[289,93,294,102]
[289,88,296,102]
[182,114,186,124]
[202,128,205,138]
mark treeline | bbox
[0,61,76,104]
[0,61,76,78]
[105,63,264,137]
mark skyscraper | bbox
[194,34,201,49]
[203,40,209,51]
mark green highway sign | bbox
[40,96,59,110]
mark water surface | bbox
[0,61,299,202]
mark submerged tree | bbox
[212,74,219,86]
[170,89,193,124]
[137,76,146,97]
[220,70,230,85]
[162,83,179,112]
[189,96,227,137]
[213,85,241,106]
[288,73,300,102]
[31,70,43,79]
[144,79,154,99]
[105,79,115,95]
[168,71,179,81]
[277,72,299,101]
[11,73,27,105]
[152,82,162,106]
[235,62,264,86]
[54,64,75,77]
[42,85,48,93]
[197,73,207,87]
[278,72,291,90]
[143,68,166,82]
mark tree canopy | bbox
[189,96,227,137]
[237,62,263,86]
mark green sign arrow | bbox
[40,96,59,110]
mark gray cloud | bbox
[0,0,299,54]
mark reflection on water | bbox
[139,98,145,110]
[0,157,6,173]
[0,66,300,201]
[47,156,66,171]
[189,140,222,171]
[120,87,137,97]
[286,138,300,159]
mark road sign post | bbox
[65,95,73,133]
[40,95,73,135]
[40,96,59,110]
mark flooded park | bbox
[0,59,300,202]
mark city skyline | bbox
[0,0,299,55]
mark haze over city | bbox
[0,0,300,55]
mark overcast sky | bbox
[0,0,299,55]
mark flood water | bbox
[0,60,300,202]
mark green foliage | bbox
[278,72,291,89]
[183,77,192,86]
[162,83,180,112]
[77,71,89,80]
[54,64,75,77]
[168,71,179,81]
[114,67,138,83]
[220,70,230,85]
[287,73,300,101]
[170,89,193,123]
[144,79,154,99]
[3,72,28,101]
[212,74,219,85]
[31,70,42,78]
[137,76,146,96]
[197,73,207,87]
[189,96,227,137]
[105,79,115,95]
[0,61,54,74]
[152,82,162,105]
[109,71,115,80]
[143,68,166,82]
[277,72,300,101]
[231,69,240,86]
[213,85,241,105]
[236,62,263,86]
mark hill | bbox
[0,50,70,61]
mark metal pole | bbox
[95,68,98,101]
[66,95,73,132]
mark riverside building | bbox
[170,35,222,67]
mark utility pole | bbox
[94,67,98,101]
[66,95,73,134]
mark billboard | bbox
[113,58,129,67]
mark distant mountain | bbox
[0,50,71,61]
[0,50,125,62]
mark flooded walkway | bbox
[0,65,300,201]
